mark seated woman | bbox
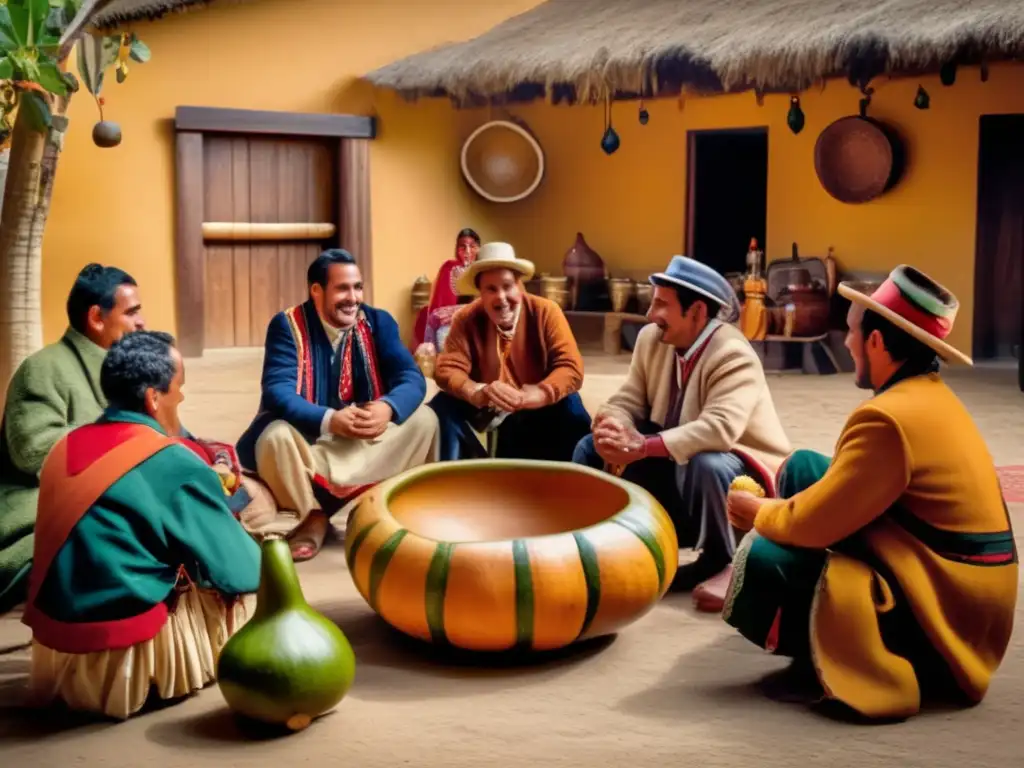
[413,228,481,353]
[22,330,261,720]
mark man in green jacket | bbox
[23,330,261,720]
[0,263,145,612]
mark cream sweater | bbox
[597,322,791,472]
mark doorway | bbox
[685,128,769,275]
[973,115,1024,385]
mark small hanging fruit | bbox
[787,95,805,134]
[638,99,649,125]
[914,85,930,110]
[601,95,620,155]
[92,119,122,148]
[217,535,356,732]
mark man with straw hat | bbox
[724,265,1017,721]
[430,242,591,461]
[573,255,790,612]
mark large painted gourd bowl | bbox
[344,459,678,653]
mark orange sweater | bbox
[434,293,584,404]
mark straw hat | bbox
[460,120,545,203]
[456,242,535,295]
[837,265,972,366]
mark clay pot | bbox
[607,277,634,313]
[411,275,432,313]
[772,286,830,337]
[635,283,653,314]
[563,232,606,310]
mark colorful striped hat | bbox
[837,265,971,366]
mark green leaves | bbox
[0,7,22,52]
[21,88,51,131]
[34,57,65,94]
[0,57,12,80]
[76,31,117,95]
[128,35,149,63]
[6,0,52,47]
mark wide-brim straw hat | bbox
[837,265,972,366]
[460,120,545,203]
[456,242,535,295]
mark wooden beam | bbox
[201,221,337,241]
[338,138,373,304]
[175,106,376,139]
[174,131,206,357]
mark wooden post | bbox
[338,138,373,304]
[174,132,206,357]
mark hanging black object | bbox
[914,85,930,110]
[638,100,649,125]
[787,95,805,134]
[981,63,990,83]
[939,61,957,87]
[601,97,620,155]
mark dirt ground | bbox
[1,350,1022,768]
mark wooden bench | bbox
[565,310,648,355]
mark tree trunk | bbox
[0,146,9,212]
[0,104,70,409]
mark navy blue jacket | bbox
[236,302,426,470]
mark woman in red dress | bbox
[412,228,481,351]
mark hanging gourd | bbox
[939,61,957,87]
[601,95,620,155]
[217,535,356,732]
[787,96,805,134]
[638,99,649,125]
[914,85,931,110]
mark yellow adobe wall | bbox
[469,63,1024,354]
[40,0,543,344]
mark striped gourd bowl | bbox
[344,459,678,652]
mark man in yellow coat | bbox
[724,265,1017,721]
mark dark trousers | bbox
[428,390,592,463]
[572,421,749,564]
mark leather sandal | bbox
[287,510,329,562]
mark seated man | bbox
[429,242,591,461]
[23,330,261,720]
[0,263,144,613]
[573,256,790,611]
[724,266,1017,721]
[237,248,439,562]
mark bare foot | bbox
[287,511,329,562]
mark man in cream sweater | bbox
[573,256,791,612]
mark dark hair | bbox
[100,330,177,413]
[66,263,137,333]
[861,309,938,367]
[456,228,481,245]
[307,249,357,288]
[650,278,713,318]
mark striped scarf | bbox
[284,302,384,409]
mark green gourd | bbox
[217,536,356,731]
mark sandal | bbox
[287,510,329,562]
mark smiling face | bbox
[456,235,480,265]
[646,284,709,350]
[87,283,146,349]
[312,263,364,329]
[477,268,522,331]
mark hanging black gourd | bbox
[914,85,931,110]
[787,96,805,134]
[939,61,957,87]
[638,99,649,125]
[601,96,620,155]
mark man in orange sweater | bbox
[430,242,591,461]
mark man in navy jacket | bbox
[237,249,439,561]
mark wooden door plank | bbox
[203,137,236,349]
[276,139,306,309]
[248,138,280,344]
[338,138,373,304]
[175,132,205,357]
[231,138,252,346]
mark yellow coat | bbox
[754,372,1018,719]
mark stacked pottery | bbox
[562,232,606,310]
[539,274,571,309]
[635,283,653,314]
[607,277,634,313]
[411,276,431,314]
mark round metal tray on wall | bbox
[814,116,906,204]
[460,119,545,203]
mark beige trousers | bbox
[29,586,254,720]
[254,404,439,523]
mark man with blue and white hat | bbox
[573,255,791,612]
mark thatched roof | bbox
[364,0,1024,105]
[91,0,233,28]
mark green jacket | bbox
[25,409,261,653]
[0,328,107,612]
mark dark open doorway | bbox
[973,115,1024,390]
[685,128,769,275]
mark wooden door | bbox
[202,136,336,348]
[973,115,1024,364]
